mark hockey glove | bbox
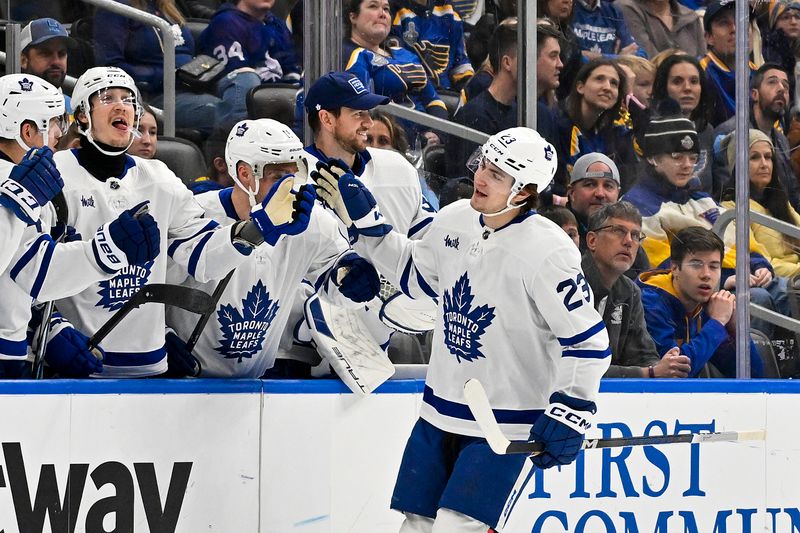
[164,329,201,377]
[51,224,82,243]
[311,160,392,238]
[250,176,316,246]
[92,201,161,273]
[45,325,104,377]
[334,254,381,303]
[0,147,63,225]
[529,392,596,469]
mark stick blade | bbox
[693,430,766,444]
[464,379,511,455]
[135,284,215,315]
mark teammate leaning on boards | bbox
[164,119,379,378]
[50,67,315,378]
[0,74,161,379]
[313,127,610,532]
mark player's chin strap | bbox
[480,184,526,218]
[232,163,263,208]
[14,124,48,154]
[79,106,140,157]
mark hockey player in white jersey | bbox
[313,127,611,532]
[164,118,380,378]
[276,71,436,374]
[0,73,163,379]
[51,67,316,378]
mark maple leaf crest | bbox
[96,261,153,311]
[215,281,279,363]
[442,272,495,363]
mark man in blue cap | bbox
[274,71,438,373]
[20,18,75,112]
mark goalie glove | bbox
[529,392,596,469]
[310,159,392,238]
[248,175,316,246]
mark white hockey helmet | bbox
[72,66,142,156]
[0,74,65,152]
[225,118,306,206]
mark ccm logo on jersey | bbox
[546,403,592,432]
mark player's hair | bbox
[487,18,518,72]
[520,184,540,212]
[651,54,710,128]
[129,0,185,25]
[539,205,578,228]
[587,201,642,231]
[308,107,341,135]
[751,62,788,91]
[565,58,626,132]
[670,227,724,266]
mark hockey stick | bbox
[32,191,69,379]
[88,284,215,352]
[463,379,766,456]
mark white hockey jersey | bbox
[166,187,353,378]
[295,145,436,348]
[354,200,611,440]
[51,151,249,377]
[0,160,36,275]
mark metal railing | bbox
[77,0,176,136]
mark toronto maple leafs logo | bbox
[18,77,34,92]
[235,122,249,137]
[442,273,495,363]
[96,262,153,311]
[544,145,554,161]
[215,281,279,363]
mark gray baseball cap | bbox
[569,153,620,185]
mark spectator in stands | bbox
[617,0,706,59]
[701,0,756,127]
[762,0,800,98]
[721,130,800,279]
[539,205,580,247]
[584,201,690,378]
[367,109,410,154]
[623,114,789,338]
[460,16,518,105]
[391,0,475,90]
[616,55,655,140]
[197,0,302,131]
[538,0,583,101]
[343,0,448,140]
[20,18,75,112]
[651,55,715,197]
[188,142,234,194]
[128,103,158,159]
[571,0,645,59]
[712,63,799,209]
[638,226,764,378]
[93,0,223,137]
[557,58,636,195]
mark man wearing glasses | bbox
[583,201,691,378]
[638,227,764,378]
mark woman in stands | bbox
[721,130,800,279]
[650,53,715,197]
[343,0,449,126]
[93,0,222,138]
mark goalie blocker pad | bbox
[376,278,437,334]
[304,293,394,395]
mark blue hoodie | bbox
[571,0,647,58]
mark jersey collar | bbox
[304,143,372,177]
[218,187,240,221]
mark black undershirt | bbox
[76,135,128,182]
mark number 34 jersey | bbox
[354,199,611,440]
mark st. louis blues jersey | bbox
[392,1,474,89]
[166,186,353,378]
[51,151,249,377]
[299,145,436,348]
[354,200,611,440]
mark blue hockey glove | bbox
[45,325,104,377]
[92,201,160,273]
[250,176,316,246]
[530,392,596,469]
[0,146,63,224]
[51,224,82,243]
[310,159,392,238]
[335,254,381,303]
[164,330,201,377]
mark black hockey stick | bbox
[463,379,766,456]
[32,191,69,379]
[88,284,215,352]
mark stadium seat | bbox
[185,18,210,52]
[68,16,97,78]
[154,136,207,186]
[751,329,781,378]
[422,143,446,178]
[246,83,299,128]
[437,89,461,119]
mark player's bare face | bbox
[470,158,514,214]
[672,250,722,308]
[333,107,373,154]
[350,0,391,46]
[89,88,137,148]
[567,172,619,217]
